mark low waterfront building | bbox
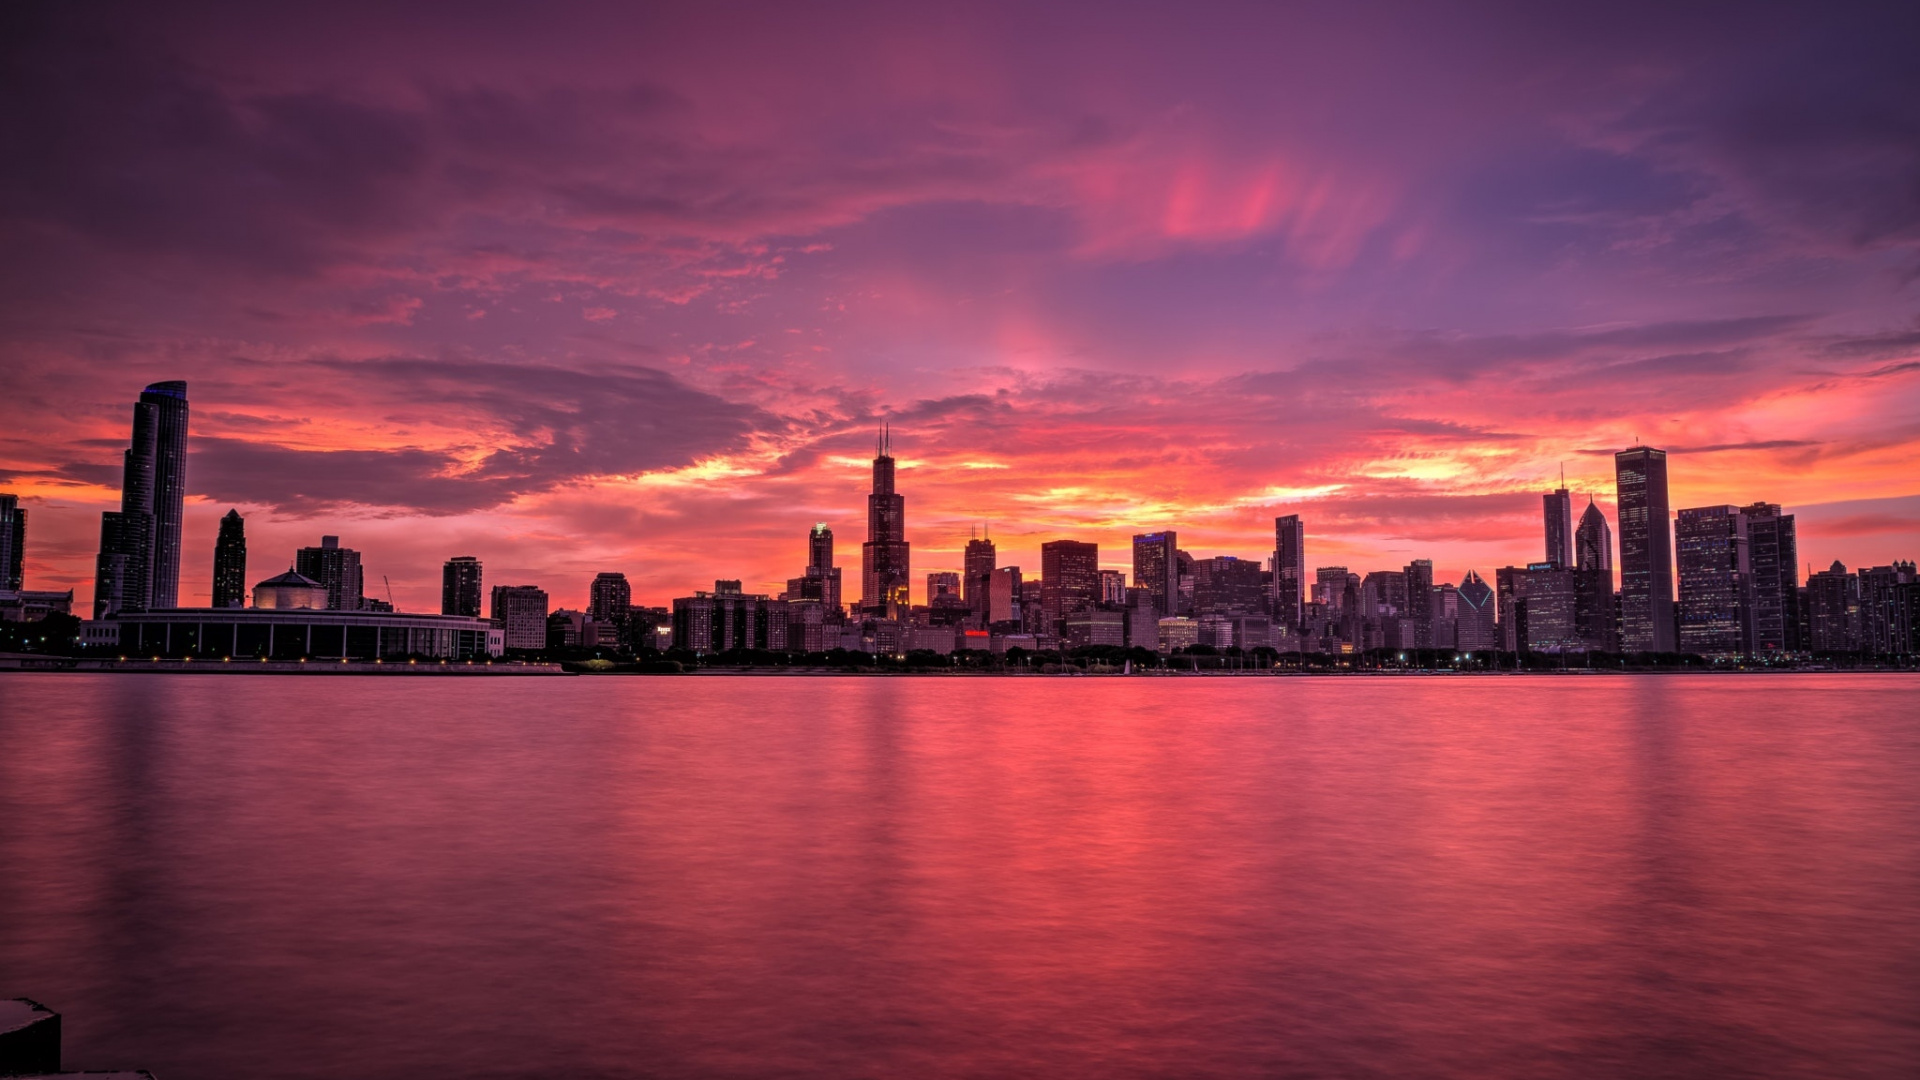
[89,607,502,659]
[253,569,330,609]
[1157,616,1198,653]
[0,589,73,623]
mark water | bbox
[1,673,1916,1079]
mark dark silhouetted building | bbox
[1573,497,1615,651]
[1498,563,1581,653]
[1456,570,1496,651]
[787,523,844,615]
[1193,555,1267,615]
[1676,505,1749,656]
[1132,531,1179,624]
[1806,561,1859,652]
[860,427,910,618]
[443,556,483,617]
[673,581,792,654]
[1274,515,1305,629]
[988,566,1023,625]
[1099,569,1127,606]
[1404,558,1434,648]
[1616,446,1675,652]
[491,584,550,651]
[297,536,365,611]
[1041,540,1099,633]
[590,572,632,623]
[212,509,247,608]
[0,494,24,591]
[1544,480,1573,568]
[1858,562,1917,657]
[964,530,996,618]
[1740,502,1798,654]
[93,390,165,617]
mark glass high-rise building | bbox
[91,382,188,615]
[964,531,996,615]
[1543,482,1573,568]
[443,556,483,617]
[1806,561,1859,652]
[1676,505,1749,656]
[1740,502,1798,654]
[1040,540,1099,633]
[141,381,190,609]
[1404,558,1435,648]
[212,509,247,609]
[1455,570,1496,652]
[1273,516,1305,629]
[1131,531,1178,621]
[788,523,844,615]
[1573,497,1616,651]
[0,493,23,591]
[1615,446,1676,652]
[860,426,910,617]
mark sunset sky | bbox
[3,1,1918,613]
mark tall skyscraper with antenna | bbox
[964,525,996,620]
[1544,466,1573,568]
[860,424,910,618]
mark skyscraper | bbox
[1573,497,1615,651]
[590,572,633,623]
[443,556,483,617]
[963,530,996,616]
[1544,477,1573,568]
[1192,556,1265,615]
[1132,531,1178,620]
[1404,558,1434,648]
[1616,446,1676,652]
[296,536,365,611]
[1455,570,1496,651]
[141,381,190,609]
[212,509,247,608]
[94,394,159,617]
[1274,515,1305,629]
[860,426,910,618]
[988,566,1022,625]
[788,523,843,615]
[1040,540,1099,633]
[1806,561,1859,653]
[0,494,23,591]
[1676,505,1749,656]
[1740,502,1798,654]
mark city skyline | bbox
[2,5,1918,617]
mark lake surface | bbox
[2,673,1916,1079]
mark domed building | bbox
[252,569,330,610]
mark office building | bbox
[442,556,483,617]
[1497,564,1581,653]
[1616,446,1676,652]
[988,566,1023,625]
[1041,541,1099,632]
[212,509,247,608]
[1099,568,1128,606]
[1063,608,1126,649]
[1544,479,1573,568]
[296,536,365,611]
[1192,556,1266,615]
[491,584,551,651]
[860,427,910,617]
[1274,515,1305,629]
[1455,570,1496,651]
[0,494,23,592]
[94,392,161,617]
[927,571,965,619]
[1404,559,1434,648]
[1676,505,1749,656]
[1573,497,1615,651]
[787,523,844,616]
[1740,503,1798,654]
[1806,561,1859,652]
[1132,531,1179,622]
[1157,617,1199,653]
[964,530,995,617]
